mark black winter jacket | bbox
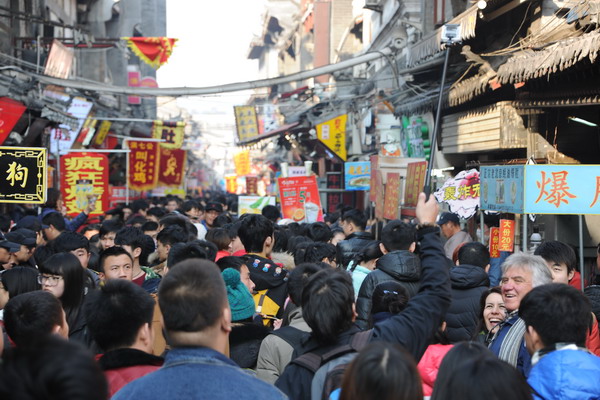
[336,231,374,269]
[275,226,451,400]
[355,250,421,329]
[445,264,490,343]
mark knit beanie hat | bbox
[222,268,255,322]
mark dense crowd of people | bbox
[0,187,599,399]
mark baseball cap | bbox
[5,229,37,247]
[437,212,460,226]
[205,202,223,213]
[0,233,21,252]
[14,216,45,232]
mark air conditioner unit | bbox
[364,0,383,12]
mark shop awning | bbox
[237,121,300,146]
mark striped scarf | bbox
[497,311,526,368]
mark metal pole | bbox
[480,211,485,244]
[125,141,130,205]
[522,214,528,252]
[579,215,585,291]
[423,46,452,199]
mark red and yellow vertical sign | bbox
[383,172,401,220]
[225,175,238,193]
[233,150,251,176]
[498,219,515,252]
[369,155,378,202]
[60,152,108,217]
[489,227,501,258]
[158,148,186,187]
[374,171,385,219]
[317,114,347,161]
[404,161,428,207]
[128,140,159,191]
[152,120,185,149]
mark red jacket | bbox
[97,348,163,397]
[417,344,454,396]
[586,316,600,357]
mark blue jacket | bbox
[528,348,600,400]
[488,312,531,377]
[40,208,88,232]
[112,347,287,400]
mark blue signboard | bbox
[344,161,371,191]
[480,166,525,213]
[524,165,600,214]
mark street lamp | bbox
[423,24,462,199]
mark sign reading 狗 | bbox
[60,152,108,217]
[0,147,46,204]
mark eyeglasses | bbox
[37,275,63,286]
[383,290,399,295]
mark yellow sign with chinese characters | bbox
[0,146,47,204]
[234,106,259,143]
[316,114,347,161]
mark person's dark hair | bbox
[156,225,187,247]
[205,228,232,251]
[114,226,146,253]
[520,283,591,347]
[369,281,410,328]
[44,188,62,210]
[84,279,155,352]
[33,245,55,270]
[167,241,216,266]
[80,224,100,237]
[474,286,503,337]
[324,211,340,225]
[223,221,241,240]
[216,256,245,272]
[126,215,147,227]
[302,242,336,264]
[261,205,281,223]
[533,240,577,273]
[99,220,123,238]
[292,239,315,265]
[147,206,166,220]
[351,241,384,272]
[342,209,367,231]
[53,231,90,254]
[238,214,274,253]
[288,262,329,305]
[286,235,312,255]
[181,200,202,214]
[39,253,85,328]
[0,335,108,400]
[458,242,490,268]
[131,199,149,215]
[141,221,159,233]
[3,291,63,347]
[306,222,333,243]
[340,342,423,400]
[381,220,415,252]
[272,226,290,253]
[42,212,65,232]
[0,267,41,300]
[158,214,188,232]
[302,268,355,345]
[98,246,133,274]
[212,214,233,228]
[105,207,125,222]
[431,350,533,400]
[159,259,227,334]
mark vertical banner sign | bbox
[316,114,347,161]
[127,65,142,105]
[278,176,324,223]
[93,120,112,147]
[369,155,378,202]
[433,169,480,219]
[246,176,258,195]
[345,161,371,191]
[158,148,186,187]
[50,97,93,154]
[0,147,46,204]
[489,227,501,258]
[375,171,385,219]
[60,152,108,218]
[383,172,401,220]
[404,161,428,207]
[326,172,343,213]
[0,97,27,145]
[498,219,515,252]
[225,175,237,193]
[128,140,159,191]
[233,150,251,176]
[152,121,185,149]
[234,106,259,143]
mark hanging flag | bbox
[316,114,347,161]
[158,148,186,187]
[152,120,185,149]
[234,106,259,142]
[233,150,251,176]
[128,140,159,191]
[123,37,177,69]
[0,97,26,145]
[225,175,238,193]
[60,152,108,218]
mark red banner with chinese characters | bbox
[60,152,108,218]
[278,176,324,223]
[128,140,159,191]
[158,148,186,187]
[234,150,251,176]
[0,97,26,145]
[369,155,378,202]
[498,219,515,252]
[375,171,385,219]
[246,176,258,195]
[489,227,501,258]
[383,173,401,220]
[404,161,428,207]
[124,37,177,69]
[225,175,237,194]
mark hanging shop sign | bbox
[0,97,27,145]
[158,148,186,187]
[404,161,428,207]
[92,121,112,147]
[233,150,251,176]
[383,172,401,220]
[246,176,258,195]
[369,155,378,202]
[480,165,525,214]
[326,172,343,214]
[498,219,515,252]
[434,169,480,219]
[128,140,159,191]
[317,114,347,161]
[152,120,185,149]
[60,152,108,218]
[375,171,385,219]
[278,176,324,223]
[344,161,371,191]
[225,175,237,193]
[50,97,94,154]
[234,106,259,143]
[489,227,500,258]
[238,196,276,215]
[0,147,46,204]
[400,114,432,159]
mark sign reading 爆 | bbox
[0,147,47,204]
[434,169,480,219]
[317,114,347,161]
[278,176,323,223]
[498,219,515,252]
[345,161,371,191]
[60,152,108,217]
[128,140,159,191]
[480,166,525,213]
